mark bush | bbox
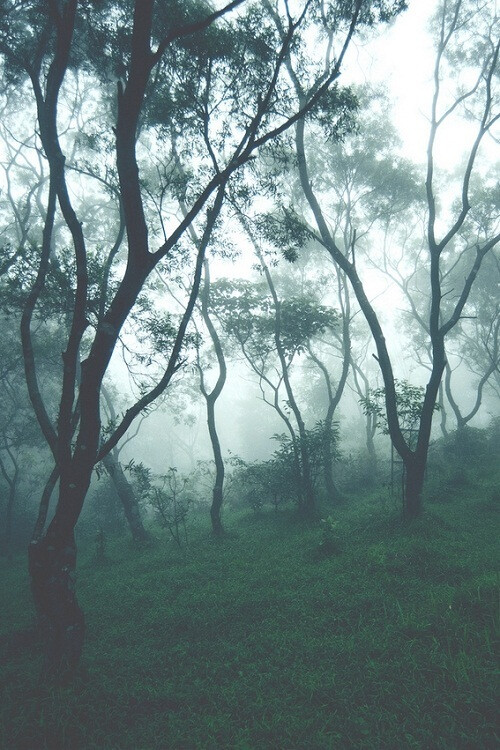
[148,468,192,548]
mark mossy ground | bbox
[0,487,498,749]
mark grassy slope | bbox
[0,488,498,750]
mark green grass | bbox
[0,488,498,749]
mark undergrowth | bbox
[0,488,498,749]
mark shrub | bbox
[148,468,192,548]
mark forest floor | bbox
[0,484,498,749]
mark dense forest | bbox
[0,0,498,748]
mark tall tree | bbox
[194,260,227,536]
[0,0,373,676]
[283,0,499,517]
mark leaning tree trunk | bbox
[102,451,150,544]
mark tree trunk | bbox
[365,419,378,482]
[323,426,343,504]
[253,244,315,515]
[438,381,448,438]
[102,451,150,544]
[403,453,426,519]
[28,504,85,681]
[207,399,225,536]
[210,486,224,537]
[307,343,348,505]
[197,259,227,536]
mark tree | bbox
[350,341,380,479]
[0,0,375,677]
[443,252,500,430]
[0,316,59,554]
[194,260,227,535]
[251,233,346,507]
[247,87,417,500]
[211,263,338,513]
[284,0,499,517]
[374,165,500,437]
[101,385,151,544]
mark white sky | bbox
[347,0,435,160]
[346,0,488,167]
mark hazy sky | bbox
[348,0,486,166]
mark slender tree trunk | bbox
[366,416,378,479]
[196,259,227,536]
[351,360,378,483]
[207,399,225,536]
[322,428,343,503]
[102,451,150,544]
[307,343,348,504]
[438,380,448,438]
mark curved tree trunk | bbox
[102,451,150,544]
[445,357,497,432]
[197,259,227,536]
[207,398,225,536]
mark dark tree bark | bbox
[19,1,235,678]
[1,0,387,677]
[28,526,84,680]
